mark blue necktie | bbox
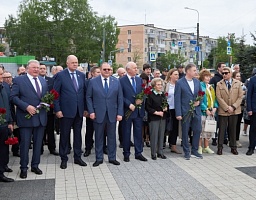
[131,77,136,92]
[227,81,231,90]
[104,78,108,93]
[33,77,41,98]
[71,73,78,92]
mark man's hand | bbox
[26,105,37,116]
[129,104,135,111]
[227,106,234,113]
[176,116,182,120]
[248,111,253,116]
[116,115,122,121]
[8,124,14,132]
[163,107,167,112]
[83,111,89,118]
[135,99,143,105]
[193,101,200,107]
[56,111,64,118]
[90,113,96,120]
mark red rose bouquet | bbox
[26,89,59,119]
[125,84,152,120]
[161,92,169,110]
[182,91,205,123]
[5,134,19,145]
[0,108,6,125]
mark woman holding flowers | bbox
[146,78,168,160]
[198,69,218,154]
[164,69,181,154]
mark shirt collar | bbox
[126,74,134,80]
[68,69,76,74]
[101,75,109,81]
[27,73,38,79]
[153,89,162,95]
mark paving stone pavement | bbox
[1,121,256,200]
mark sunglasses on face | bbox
[103,69,111,71]
[222,72,230,75]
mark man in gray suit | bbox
[174,63,203,160]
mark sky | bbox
[1,0,256,44]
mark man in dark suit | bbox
[11,60,48,179]
[174,63,203,160]
[143,63,153,81]
[0,67,14,182]
[120,62,147,162]
[39,64,58,156]
[53,55,87,169]
[86,62,123,167]
[84,66,101,157]
[245,73,256,155]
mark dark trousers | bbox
[42,114,56,152]
[19,126,45,170]
[181,114,201,155]
[218,115,238,149]
[236,112,243,141]
[85,117,94,151]
[249,113,256,149]
[118,120,123,145]
[11,128,20,153]
[122,117,143,158]
[169,109,179,145]
[59,114,83,162]
[0,126,9,176]
[94,114,117,161]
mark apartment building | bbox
[115,24,217,69]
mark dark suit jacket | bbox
[120,75,145,119]
[44,76,54,115]
[174,77,202,117]
[10,75,48,127]
[53,69,86,118]
[247,75,256,112]
[86,76,123,123]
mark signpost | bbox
[227,47,232,55]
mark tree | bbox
[156,50,187,71]
[0,44,5,52]
[4,0,119,66]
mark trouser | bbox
[249,113,256,150]
[149,119,166,156]
[236,112,243,141]
[85,117,94,151]
[218,115,238,149]
[168,109,179,145]
[0,126,9,176]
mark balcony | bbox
[158,35,166,40]
[148,33,156,38]
[158,43,165,48]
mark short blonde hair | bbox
[150,78,163,88]
[223,67,232,73]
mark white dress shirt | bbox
[68,69,79,88]
[126,74,136,87]
[101,76,109,88]
[27,73,42,93]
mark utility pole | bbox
[102,28,106,62]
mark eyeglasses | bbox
[222,72,230,75]
[103,69,111,71]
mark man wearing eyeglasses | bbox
[216,67,243,155]
[86,62,123,167]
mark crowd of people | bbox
[0,55,255,183]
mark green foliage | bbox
[156,50,187,71]
[4,0,119,66]
[0,44,5,52]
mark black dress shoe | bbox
[74,159,87,166]
[93,160,103,167]
[151,155,157,160]
[231,149,238,155]
[246,149,254,156]
[217,148,223,155]
[212,138,217,146]
[20,170,27,179]
[13,152,20,157]
[50,150,59,156]
[0,175,14,182]
[4,166,13,173]
[31,167,43,175]
[83,150,91,157]
[109,160,120,165]
[130,141,134,147]
[146,142,150,147]
[123,157,130,162]
[119,143,123,148]
[135,154,147,161]
[157,154,167,159]
[60,161,67,169]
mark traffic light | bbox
[100,50,104,63]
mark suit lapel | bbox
[24,75,39,98]
[125,75,135,94]
[182,78,193,95]
[96,76,106,95]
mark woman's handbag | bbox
[204,115,217,133]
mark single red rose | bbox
[50,89,59,100]
[198,91,205,96]
[50,104,54,108]
[148,86,152,90]
[165,92,168,96]
[0,108,6,114]
[141,84,146,88]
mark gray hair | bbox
[51,66,57,73]
[27,59,40,67]
[125,62,136,70]
[150,78,163,88]
[185,63,196,72]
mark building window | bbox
[145,48,147,52]
[128,57,131,62]
[128,30,131,34]
[128,39,131,44]
[145,39,147,43]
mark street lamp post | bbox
[185,7,200,69]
